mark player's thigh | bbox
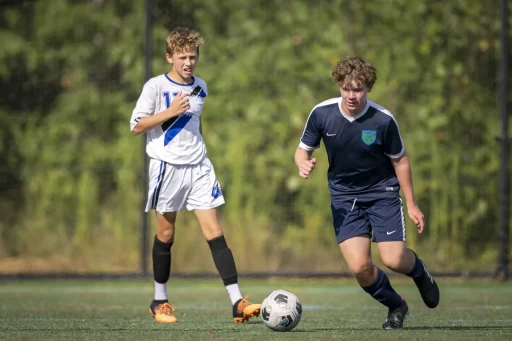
[156,211,177,243]
[146,159,191,213]
[331,197,371,244]
[146,158,166,212]
[338,235,373,275]
[194,208,223,240]
[186,157,225,211]
[366,196,406,243]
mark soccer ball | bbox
[260,289,302,332]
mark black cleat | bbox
[415,261,440,308]
[382,299,409,329]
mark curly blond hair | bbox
[165,27,204,56]
[332,57,377,90]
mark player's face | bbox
[166,47,199,83]
[339,81,370,115]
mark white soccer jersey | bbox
[130,74,208,165]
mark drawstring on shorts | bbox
[350,198,357,212]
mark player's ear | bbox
[166,53,173,64]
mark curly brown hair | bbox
[332,57,377,90]
[165,27,204,56]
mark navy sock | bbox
[406,250,426,284]
[362,268,402,310]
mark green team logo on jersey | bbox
[361,130,377,145]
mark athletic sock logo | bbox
[422,261,434,284]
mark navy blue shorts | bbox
[330,196,406,243]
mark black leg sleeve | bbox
[207,235,238,286]
[152,235,173,284]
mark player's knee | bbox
[157,228,175,243]
[156,212,176,243]
[350,262,374,279]
[381,254,403,271]
[201,222,223,240]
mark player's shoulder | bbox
[313,97,340,110]
[142,74,167,89]
[367,99,395,120]
[193,76,207,87]
[310,97,341,116]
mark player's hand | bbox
[169,91,190,116]
[298,158,316,179]
[407,204,425,233]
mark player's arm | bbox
[294,147,316,179]
[131,91,190,135]
[391,155,424,232]
[391,154,416,206]
[295,108,321,179]
[384,117,425,232]
[199,82,207,137]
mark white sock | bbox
[226,283,243,305]
[154,282,167,301]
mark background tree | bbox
[0,0,509,273]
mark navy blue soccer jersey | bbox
[299,98,404,197]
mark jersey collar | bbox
[338,98,370,122]
[164,73,195,86]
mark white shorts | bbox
[146,157,225,213]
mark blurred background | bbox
[0,0,510,278]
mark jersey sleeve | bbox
[130,80,157,132]
[383,116,405,158]
[299,108,321,151]
[202,81,208,97]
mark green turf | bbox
[0,278,511,340]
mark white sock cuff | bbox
[154,281,168,301]
[226,283,243,305]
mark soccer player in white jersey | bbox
[295,57,440,329]
[130,27,260,324]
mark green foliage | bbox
[0,0,509,272]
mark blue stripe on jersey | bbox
[151,161,164,208]
[164,114,193,146]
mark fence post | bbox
[140,0,153,277]
[496,0,510,280]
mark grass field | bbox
[0,277,511,341]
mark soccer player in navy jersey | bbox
[295,56,439,329]
[130,27,260,324]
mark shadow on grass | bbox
[404,326,512,331]
[291,326,512,332]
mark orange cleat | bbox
[233,295,261,324]
[149,301,178,323]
